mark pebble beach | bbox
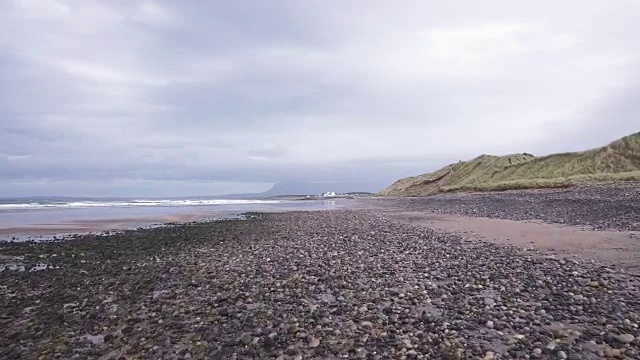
[2,184,640,359]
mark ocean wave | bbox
[0,199,283,210]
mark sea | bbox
[0,196,345,240]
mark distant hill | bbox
[379,132,640,197]
[261,182,379,196]
[224,182,382,199]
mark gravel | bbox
[2,210,640,359]
[376,183,640,231]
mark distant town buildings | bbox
[320,191,337,197]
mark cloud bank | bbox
[2,0,639,196]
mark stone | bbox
[533,348,542,357]
[238,333,252,345]
[361,321,374,328]
[81,334,105,345]
[285,345,299,355]
[551,327,570,338]
[615,333,634,343]
[484,297,495,306]
[557,351,567,359]
[308,337,320,348]
[604,348,623,358]
[485,320,495,329]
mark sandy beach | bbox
[2,184,640,359]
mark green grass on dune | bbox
[440,171,640,193]
[380,132,640,196]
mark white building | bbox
[320,191,337,197]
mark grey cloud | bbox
[248,143,289,160]
[1,0,640,197]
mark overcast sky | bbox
[1,1,639,197]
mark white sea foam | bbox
[0,199,283,210]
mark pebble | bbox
[483,351,495,360]
[484,297,495,306]
[486,320,495,329]
[615,333,635,343]
[308,337,320,348]
[604,348,622,358]
[361,321,374,328]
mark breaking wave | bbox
[0,199,283,210]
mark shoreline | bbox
[0,198,350,242]
[0,211,244,242]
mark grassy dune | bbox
[380,132,640,196]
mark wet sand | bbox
[379,211,640,274]
[0,199,348,241]
[359,182,640,273]
[0,212,230,240]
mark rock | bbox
[285,345,299,355]
[604,348,623,358]
[483,351,495,360]
[533,348,542,357]
[546,341,557,351]
[551,327,570,338]
[614,333,634,343]
[237,333,252,345]
[361,321,374,329]
[484,297,495,306]
[485,320,495,329]
[217,308,229,316]
[588,281,600,288]
[557,351,567,359]
[308,336,320,348]
[81,334,105,345]
[355,348,368,359]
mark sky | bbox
[1,0,639,197]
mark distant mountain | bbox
[223,182,382,199]
[380,132,640,197]
[262,182,380,196]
